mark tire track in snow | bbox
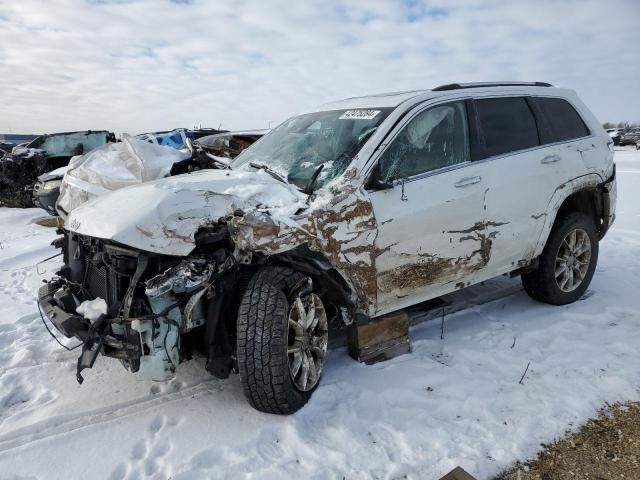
[0,378,226,454]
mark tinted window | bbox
[37,132,109,157]
[378,101,470,182]
[532,97,590,143]
[474,97,539,158]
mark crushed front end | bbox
[38,228,236,383]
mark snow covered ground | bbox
[0,148,639,480]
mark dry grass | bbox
[495,402,640,480]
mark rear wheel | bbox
[237,267,329,414]
[522,212,598,305]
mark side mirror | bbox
[367,161,394,191]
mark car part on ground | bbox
[38,83,616,414]
[55,134,191,219]
[0,130,115,208]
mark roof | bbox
[308,82,558,113]
[311,90,428,112]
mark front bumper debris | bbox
[38,235,228,384]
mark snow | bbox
[76,298,107,322]
[57,135,191,218]
[64,168,308,256]
[0,149,639,479]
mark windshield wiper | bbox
[304,164,325,195]
[250,162,288,185]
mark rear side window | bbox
[531,97,590,143]
[474,97,539,158]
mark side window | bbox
[531,97,590,143]
[378,101,470,182]
[474,97,539,158]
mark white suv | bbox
[39,82,616,414]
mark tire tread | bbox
[237,266,311,414]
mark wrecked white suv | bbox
[39,82,616,414]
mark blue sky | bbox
[0,0,638,134]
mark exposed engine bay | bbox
[39,225,242,383]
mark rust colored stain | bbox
[161,225,193,243]
[227,181,381,313]
[379,255,463,292]
[447,220,509,266]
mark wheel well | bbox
[202,247,355,378]
[267,246,356,317]
[554,188,602,233]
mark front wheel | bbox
[237,267,329,414]
[522,212,599,305]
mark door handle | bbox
[455,176,482,188]
[541,154,562,164]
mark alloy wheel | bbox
[555,228,592,292]
[287,286,328,392]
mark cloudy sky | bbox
[1,0,638,135]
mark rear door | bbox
[530,96,601,172]
[470,96,571,271]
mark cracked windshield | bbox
[232,108,392,191]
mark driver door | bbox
[367,100,488,316]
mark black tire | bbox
[522,212,599,305]
[237,266,316,414]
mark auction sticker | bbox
[339,110,381,120]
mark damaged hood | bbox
[65,169,308,255]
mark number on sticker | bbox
[339,110,381,120]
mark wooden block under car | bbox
[347,311,410,364]
[438,467,477,480]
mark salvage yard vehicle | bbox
[619,129,640,146]
[38,82,616,414]
[195,130,267,159]
[0,130,115,207]
[605,128,623,146]
[32,166,68,215]
[135,128,226,151]
[168,130,268,175]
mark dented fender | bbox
[228,178,379,314]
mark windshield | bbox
[231,108,392,191]
[28,132,110,157]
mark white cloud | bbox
[0,0,638,134]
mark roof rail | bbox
[432,81,553,91]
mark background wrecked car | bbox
[0,130,115,208]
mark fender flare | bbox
[532,172,605,258]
